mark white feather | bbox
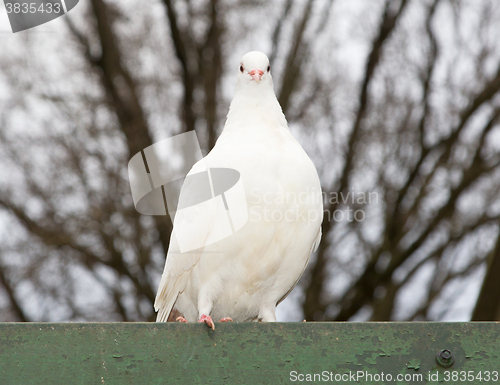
[154,51,323,322]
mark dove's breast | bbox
[175,125,323,322]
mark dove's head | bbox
[228,51,285,126]
[237,51,273,89]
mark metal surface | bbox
[0,322,499,384]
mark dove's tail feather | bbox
[155,299,176,322]
[154,272,189,322]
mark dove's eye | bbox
[267,65,270,72]
[240,65,244,73]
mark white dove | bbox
[154,51,323,329]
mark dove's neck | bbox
[224,84,288,132]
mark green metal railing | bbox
[1,322,499,384]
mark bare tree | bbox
[1,0,500,322]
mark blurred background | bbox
[0,0,500,322]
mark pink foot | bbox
[176,316,188,323]
[198,314,215,330]
[219,317,233,322]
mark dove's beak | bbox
[249,69,264,82]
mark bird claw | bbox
[219,317,233,322]
[198,314,215,330]
[176,316,188,323]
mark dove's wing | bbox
[154,160,224,321]
[276,226,322,306]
